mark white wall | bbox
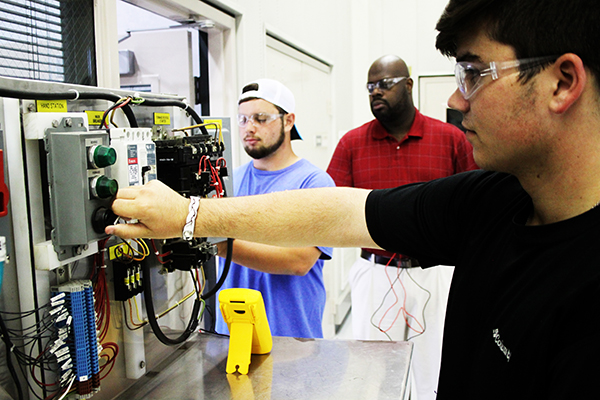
[226,0,454,134]
[108,0,456,164]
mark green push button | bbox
[91,175,118,199]
[90,145,117,168]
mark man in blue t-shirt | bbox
[215,79,334,338]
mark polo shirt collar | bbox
[370,108,425,142]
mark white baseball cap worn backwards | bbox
[238,78,302,140]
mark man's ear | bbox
[285,113,296,130]
[549,53,587,114]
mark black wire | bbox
[199,328,229,338]
[0,303,50,316]
[142,257,201,346]
[201,238,232,300]
[142,236,233,346]
[0,313,24,400]
[136,98,208,134]
[98,99,130,130]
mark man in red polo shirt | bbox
[326,55,477,400]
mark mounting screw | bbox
[27,104,35,112]
[52,120,59,128]
[65,118,72,127]
[139,360,146,369]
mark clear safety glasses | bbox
[237,112,284,127]
[454,56,558,99]
[366,76,408,94]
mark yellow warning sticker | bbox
[36,100,67,112]
[86,111,104,126]
[203,119,223,130]
[154,112,171,125]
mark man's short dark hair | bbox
[435,0,600,87]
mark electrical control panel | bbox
[0,76,234,400]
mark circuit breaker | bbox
[109,128,157,187]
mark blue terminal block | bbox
[52,280,100,398]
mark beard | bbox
[370,94,409,125]
[244,124,286,159]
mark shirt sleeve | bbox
[364,170,493,266]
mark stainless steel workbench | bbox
[112,333,413,400]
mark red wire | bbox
[31,348,59,388]
[377,255,425,335]
[150,239,172,264]
[198,156,224,197]
[93,239,111,343]
[99,342,119,379]
[101,97,132,128]
[194,267,203,294]
[378,255,403,332]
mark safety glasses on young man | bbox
[237,113,284,127]
[366,76,408,94]
[454,56,558,100]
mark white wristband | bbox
[182,196,200,241]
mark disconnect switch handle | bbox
[0,150,9,217]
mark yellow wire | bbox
[124,250,205,325]
[132,296,145,326]
[158,291,196,318]
[172,122,221,138]
[129,290,196,325]
[115,238,150,262]
[108,97,130,128]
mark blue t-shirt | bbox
[216,158,334,338]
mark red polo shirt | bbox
[327,108,477,258]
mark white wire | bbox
[57,376,76,400]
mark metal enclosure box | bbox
[45,118,113,259]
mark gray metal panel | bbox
[45,119,112,258]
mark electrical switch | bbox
[88,145,117,168]
[90,175,118,199]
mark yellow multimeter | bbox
[219,288,273,374]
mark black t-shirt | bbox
[366,170,599,399]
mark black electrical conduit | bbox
[0,86,209,135]
[142,238,233,345]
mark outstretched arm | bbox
[105,179,379,250]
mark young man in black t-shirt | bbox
[107,0,600,398]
